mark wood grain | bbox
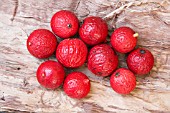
[0,0,170,112]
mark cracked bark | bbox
[11,0,19,21]
[0,0,170,112]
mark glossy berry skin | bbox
[111,27,137,53]
[79,16,108,45]
[56,38,88,68]
[63,72,90,99]
[88,44,118,76]
[36,60,65,89]
[110,68,136,94]
[51,10,79,38]
[27,29,57,59]
[127,48,154,75]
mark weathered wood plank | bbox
[0,0,170,112]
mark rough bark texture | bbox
[0,0,170,112]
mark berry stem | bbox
[67,24,72,28]
[133,33,138,37]
[28,42,31,46]
[115,72,119,77]
[140,49,145,54]
[42,73,46,77]
[83,79,90,84]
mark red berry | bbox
[110,68,136,94]
[63,72,90,99]
[88,44,118,76]
[36,60,65,89]
[111,27,138,53]
[127,48,154,75]
[51,10,79,38]
[56,38,88,68]
[27,29,57,59]
[79,16,108,45]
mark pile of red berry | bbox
[26,10,154,99]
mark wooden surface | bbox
[0,0,170,112]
